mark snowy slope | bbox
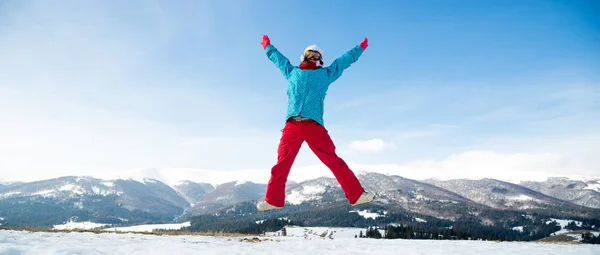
[285,177,341,205]
[53,221,110,230]
[423,178,573,209]
[183,181,266,216]
[0,176,122,199]
[0,176,190,210]
[172,181,215,204]
[547,218,583,235]
[0,176,191,226]
[1,229,599,255]
[101,222,192,232]
[521,177,600,208]
[283,172,481,220]
[285,172,475,206]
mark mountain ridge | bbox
[0,171,598,229]
[2,168,598,189]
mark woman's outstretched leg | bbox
[303,122,368,204]
[261,121,304,209]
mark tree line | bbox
[357,220,561,242]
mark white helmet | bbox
[300,44,323,65]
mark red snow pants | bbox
[264,119,365,207]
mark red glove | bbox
[261,34,270,49]
[360,37,368,50]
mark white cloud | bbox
[89,149,598,186]
[347,150,592,183]
[347,139,393,153]
[0,147,597,186]
[102,164,336,187]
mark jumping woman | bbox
[257,35,375,212]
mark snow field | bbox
[547,218,583,235]
[1,229,599,255]
[51,220,192,232]
[349,209,385,219]
[100,222,191,232]
[53,221,110,230]
[265,226,376,239]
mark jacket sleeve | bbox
[325,45,364,83]
[265,44,294,79]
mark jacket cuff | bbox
[265,44,276,54]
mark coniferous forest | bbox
[182,201,599,243]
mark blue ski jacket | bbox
[265,44,364,126]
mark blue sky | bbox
[0,0,599,184]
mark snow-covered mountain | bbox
[172,181,215,205]
[0,176,122,200]
[0,181,22,193]
[0,176,190,227]
[285,176,345,205]
[1,172,599,228]
[183,181,266,216]
[364,173,473,203]
[286,173,473,205]
[421,178,574,210]
[115,178,190,213]
[0,176,189,213]
[277,172,481,220]
[520,177,600,209]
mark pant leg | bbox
[303,122,365,204]
[264,121,304,207]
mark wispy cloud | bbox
[346,138,394,153]
[346,150,572,183]
[101,144,598,186]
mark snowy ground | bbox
[511,218,588,237]
[1,229,599,255]
[265,226,380,239]
[547,218,583,235]
[51,220,191,232]
[52,221,110,230]
[99,222,191,232]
